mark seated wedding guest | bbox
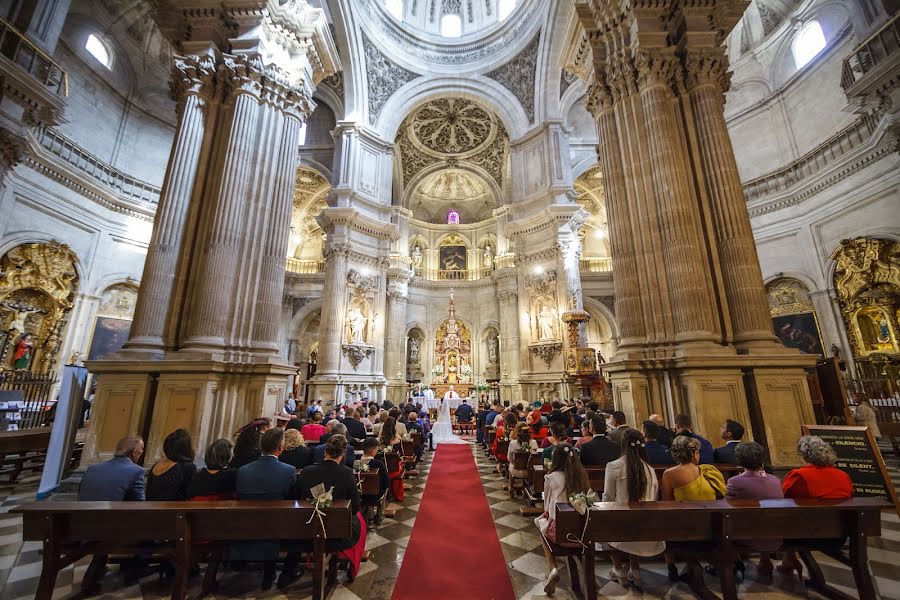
[574,419,592,449]
[306,399,323,419]
[528,410,550,443]
[389,407,408,436]
[484,402,501,434]
[230,418,271,469]
[642,421,675,465]
[279,428,312,469]
[542,421,569,461]
[360,437,390,526]
[294,435,367,577]
[343,408,368,442]
[78,436,146,591]
[300,411,327,443]
[608,411,629,446]
[492,412,518,462]
[508,424,539,479]
[537,443,592,594]
[312,422,356,466]
[723,441,783,579]
[713,419,745,464]
[405,410,425,461]
[674,414,714,464]
[456,398,474,423]
[236,428,298,590]
[372,409,389,436]
[365,405,378,428]
[661,435,726,581]
[79,435,145,501]
[603,429,664,590]
[147,428,197,501]
[318,419,341,445]
[285,417,304,433]
[649,413,676,447]
[778,436,852,579]
[188,438,237,501]
[284,394,296,415]
[379,417,404,501]
[580,414,619,466]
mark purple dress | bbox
[726,470,784,551]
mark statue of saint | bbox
[484,244,494,270]
[538,305,555,340]
[487,336,498,364]
[13,333,33,370]
[347,306,366,344]
[411,244,423,269]
[409,337,420,362]
[8,306,40,334]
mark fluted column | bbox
[128,53,215,353]
[385,271,411,399]
[683,47,779,349]
[634,48,720,347]
[497,288,521,385]
[586,82,646,352]
[316,243,350,375]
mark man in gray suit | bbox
[608,411,629,447]
[78,435,145,592]
[236,428,298,590]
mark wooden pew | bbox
[13,500,353,600]
[554,497,890,600]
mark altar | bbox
[431,384,472,408]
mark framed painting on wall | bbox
[773,312,824,355]
[440,245,467,271]
[88,317,132,360]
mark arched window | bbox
[498,0,517,21]
[298,122,308,146]
[385,0,404,20]
[85,33,112,69]
[447,209,460,225]
[441,14,462,37]
[792,21,826,69]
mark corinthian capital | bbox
[170,52,217,105]
[218,53,316,118]
[634,48,679,93]
[585,78,613,118]
[682,47,732,95]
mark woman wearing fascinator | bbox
[601,428,664,590]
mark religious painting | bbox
[773,312,823,355]
[440,245,467,271]
[88,317,132,360]
[854,306,896,353]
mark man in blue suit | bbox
[641,421,674,465]
[713,419,745,464]
[236,428,298,589]
[311,422,356,466]
[78,435,146,592]
[674,414,714,464]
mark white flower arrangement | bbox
[568,490,599,515]
[353,459,370,472]
[431,364,444,377]
[460,364,473,377]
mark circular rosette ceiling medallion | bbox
[408,98,498,158]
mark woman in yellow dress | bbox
[660,435,726,580]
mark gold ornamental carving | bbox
[0,242,79,372]
[766,279,814,317]
[830,238,900,358]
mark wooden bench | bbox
[554,497,890,600]
[0,439,83,483]
[13,500,353,600]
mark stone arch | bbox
[400,161,503,211]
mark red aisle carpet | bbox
[391,444,516,600]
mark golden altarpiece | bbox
[431,290,472,397]
[0,243,79,373]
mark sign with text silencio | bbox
[801,424,899,515]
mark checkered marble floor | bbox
[0,440,899,600]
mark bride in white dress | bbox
[430,395,466,445]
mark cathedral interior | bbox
[0,0,899,598]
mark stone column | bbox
[8,0,71,52]
[127,53,215,354]
[385,269,411,402]
[496,282,521,397]
[682,46,779,350]
[316,242,350,380]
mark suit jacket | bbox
[279,446,313,469]
[78,456,145,501]
[681,430,715,464]
[294,459,361,514]
[343,418,368,441]
[579,435,620,466]
[656,427,676,448]
[645,440,674,465]
[312,443,356,467]
[713,441,740,464]
[236,455,296,500]
[608,425,629,448]
[456,403,474,422]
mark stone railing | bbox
[580,256,613,272]
[741,116,877,205]
[35,127,161,205]
[0,17,67,96]
[413,267,493,281]
[841,12,899,91]
[285,258,325,274]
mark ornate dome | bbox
[382,0,522,39]
[410,169,494,223]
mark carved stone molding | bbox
[342,343,375,370]
[634,48,679,93]
[170,53,217,106]
[347,269,379,295]
[682,48,731,95]
[485,33,540,122]
[766,278,815,317]
[363,33,420,124]
[529,342,562,369]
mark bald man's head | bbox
[649,414,665,426]
[114,436,144,463]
